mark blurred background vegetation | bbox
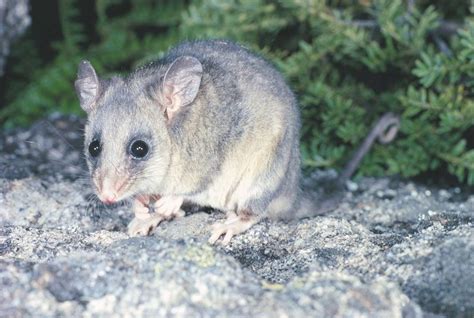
[0,0,473,184]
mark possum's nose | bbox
[101,193,117,204]
[98,187,118,204]
[97,174,127,204]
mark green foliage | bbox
[2,0,474,184]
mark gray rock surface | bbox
[0,0,30,76]
[1,114,473,317]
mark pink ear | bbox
[75,60,100,113]
[160,56,203,120]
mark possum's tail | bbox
[295,113,400,219]
[293,188,342,219]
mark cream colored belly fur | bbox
[187,121,285,214]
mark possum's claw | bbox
[127,214,164,236]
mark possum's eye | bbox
[129,140,149,159]
[88,140,101,157]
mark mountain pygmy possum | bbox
[75,40,399,244]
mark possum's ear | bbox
[159,56,202,120]
[75,60,100,113]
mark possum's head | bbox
[74,58,202,204]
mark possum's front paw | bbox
[127,214,164,236]
[153,196,185,220]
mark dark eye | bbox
[88,140,101,157]
[130,140,149,159]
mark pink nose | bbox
[97,176,126,205]
[100,193,117,205]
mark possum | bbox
[74,39,399,244]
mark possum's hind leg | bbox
[208,210,259,245]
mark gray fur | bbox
[77,39,311,232]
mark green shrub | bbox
[1,0,473,184]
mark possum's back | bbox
[164,40,297,115]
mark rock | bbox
[382,225,474,316]
[0,113,85,180]
[1,115,473,317]
[274,270,422,317]
[0,0,30,76]
[0,235,420,317]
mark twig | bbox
[432,33,453,57]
